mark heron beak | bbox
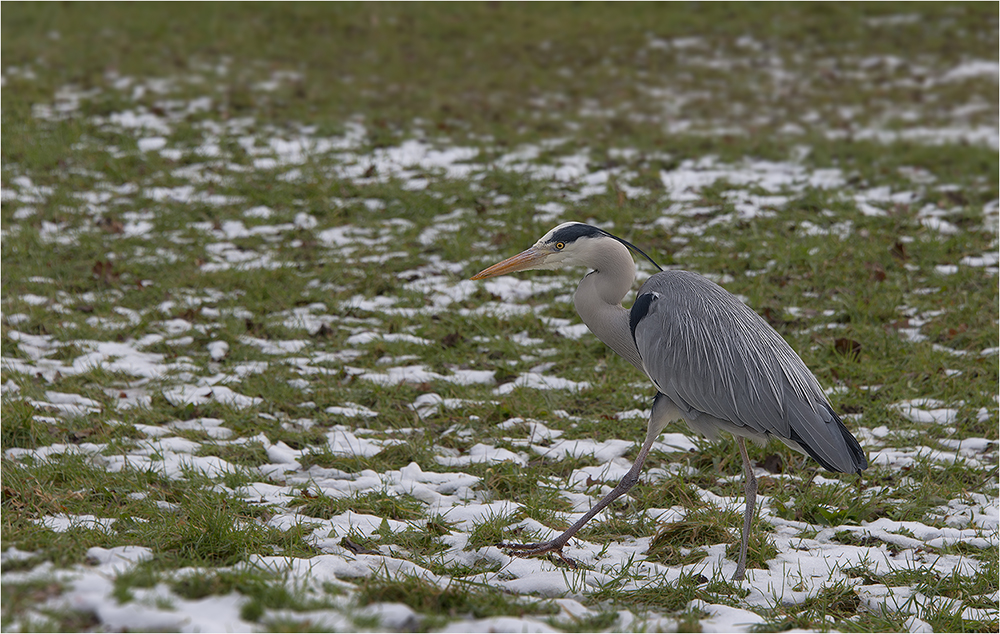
[471,246,549,280]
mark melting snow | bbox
[3,48,998,633]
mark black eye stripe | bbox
[544,223,663,272]
[546,223,606,244]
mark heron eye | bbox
[556,242,565,250]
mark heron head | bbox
[470,222,611,280]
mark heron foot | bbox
[497,540,579,568]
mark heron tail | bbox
[786,401,869,474]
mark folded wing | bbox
[631,271,867,474]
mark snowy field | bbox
[2,5,998,632]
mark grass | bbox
[2,2,998,632]
[289,489,425,522]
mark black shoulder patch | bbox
[546,223,606,244]
[630,292,657,345]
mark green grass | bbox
[2,2,998,632]
[355,573,559,630]
[289,489,424,522]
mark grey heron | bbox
[471,221,868,581]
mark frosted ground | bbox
[2,8,999,634]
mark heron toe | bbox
[498,540,580,568]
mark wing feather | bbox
[632,271,866,473]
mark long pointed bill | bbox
[470,246,548,280]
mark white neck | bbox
[572,239,644,372]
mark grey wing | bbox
[632,271,867,474]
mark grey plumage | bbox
[632,271,867,474]
[471,221,868,581]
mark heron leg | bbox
[499,432,658,567]
[732,436,757,582]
